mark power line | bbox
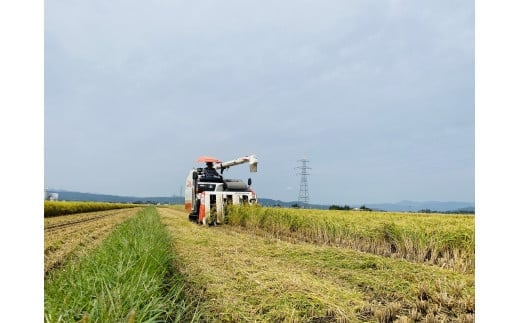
[295,158,311,208]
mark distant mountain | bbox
[48,190,183,204]
[258,199,474,212]
[257,198,329,210]
[364,200,475,212]
[46,190,474,213]
[48,190,326,208]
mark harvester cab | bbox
[185,155,258,225]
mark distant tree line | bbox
[328,204,372,211]
[418,208,475,214]
[132,200,165,205]
[327,205,473,214]
[329,205,351,210]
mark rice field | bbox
[44,207,143,274]
[44,204,475,322]
[225,205,474,273]
[44,200,139,217]
[160,206,475,322]
[44,207,200,322]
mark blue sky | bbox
[44,1,475,204]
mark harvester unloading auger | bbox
[185,155,258,225]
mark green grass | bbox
[225,205,474,272]
[44,207,200,322]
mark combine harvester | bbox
[185,155,258,225]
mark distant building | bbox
[44,190,59,201]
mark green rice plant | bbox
[44,201,138,217]
[225,205,474,272]
[44,207,200,322]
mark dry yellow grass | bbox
[159,207,474,322]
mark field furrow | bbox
[45,207,198,322]
[44,207,143,274]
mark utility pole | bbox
[295,158,311,208]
